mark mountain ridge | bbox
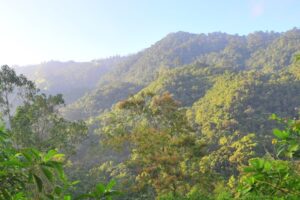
[14,28,300,121]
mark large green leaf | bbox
[41,166,54,182]
[33,174,43,192]
[273,129,289,139]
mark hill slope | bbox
[64,29,300,120]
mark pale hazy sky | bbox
[0,0,299,66]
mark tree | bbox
[101,92,206,197]
[11,94,88,156]
[0,65,36,126]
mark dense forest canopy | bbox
[59,29,300,120]
[1,28,300,199]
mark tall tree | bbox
[11,93,88,156]
[0,65,36,126]
[101,92,206,197]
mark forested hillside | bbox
[62,29,300,120]
[16,29,300,121]
[2,28,300,199]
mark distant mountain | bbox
[63,29,298,120]
[14,57,126,103]
[15,28,300,122]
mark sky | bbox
[0,0,299,66]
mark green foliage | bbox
[62,82,143,120]
[238,157,300,198]
[292,53,300,64]
[0,124,119,200]
[237,115,300,199]
[139,64,217,107]
[11,93,88,155]
[100,92,207,197]
[199,133,257,177]
[270,114,300,158]
[0,125,69,199]
[0,65,36,124]
[76,180,120,200]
